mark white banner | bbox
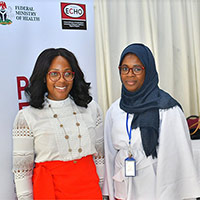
[0,0,96,199]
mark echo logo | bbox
[64,4,84,18]
[61,3,86,30]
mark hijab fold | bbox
[119,43,181,158]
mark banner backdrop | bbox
[0,0,96,199]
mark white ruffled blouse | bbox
[12,97,104,200]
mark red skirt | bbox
[32,155,102,199]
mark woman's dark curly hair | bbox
[25,48,92,109]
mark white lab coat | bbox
[103,98,200,200]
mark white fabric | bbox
[13,97,104,200]
[103,98,200,200]
[94,0,200,117]
[94,0,113,115]
[191,140,200,185]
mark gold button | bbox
[60,124,63,127]
[78,148,82,153]
[65,135,69,139]
[68,148,72,152]
[53,114,57,118]
[78,134,81,138]
[76,122,80,126]
[73,160,77,164]
[73,112,76,115]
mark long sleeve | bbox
[156,106,200,199]
[102,108,118,200]
[12,110,34,200]
[94,101,104,156]
[90,101,105,188]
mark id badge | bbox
[125,157,136,177]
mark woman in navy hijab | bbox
[102,43,200,200]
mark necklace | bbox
[47,99,82,158]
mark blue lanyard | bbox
[126,113,132,145]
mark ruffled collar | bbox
[44,96,73,108]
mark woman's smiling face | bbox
[46,56,73,101]
[120,53,145,92]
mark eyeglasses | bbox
[119,65,145,75]
[48,71,75,82]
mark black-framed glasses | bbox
[119,65,145,75]
[48,71,75,82]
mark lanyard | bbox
[126,113,132,145]
[126,113,133,157]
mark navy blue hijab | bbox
[119,43,181,158]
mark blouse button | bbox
[78,134,81,138]
[53,114,57,118]
[73,112,76,115]
[65,135,69,139]
[78,148,82,153]
[60,124,63,127]
[76,122,80,126]
[68,148,72,152]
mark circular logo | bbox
[64,4,84,18]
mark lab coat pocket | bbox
[113,167,127,199]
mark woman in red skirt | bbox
[12,48,103,199]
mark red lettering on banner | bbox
[17,76,28,99]
[17,76,29,110]
[19,102,29,110]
